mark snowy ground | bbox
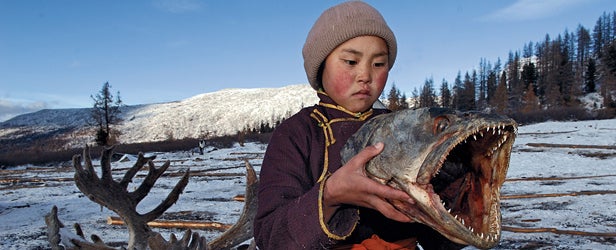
[1,118,615,249]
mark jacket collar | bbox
[316,90,374,120]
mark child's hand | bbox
[323,142,415,223]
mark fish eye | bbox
[433,116,450,134]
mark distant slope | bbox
[0,84,319,147]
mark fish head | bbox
[341,107,517,248]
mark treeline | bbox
[388,11,616,123]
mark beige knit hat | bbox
[303,1,397,90]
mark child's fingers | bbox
[347,142,384,167]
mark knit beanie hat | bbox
[303,1,397,90]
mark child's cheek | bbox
[374,71,389,89]
[330,72,355,95]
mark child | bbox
[254,1,423,249]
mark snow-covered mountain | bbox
[0,84,319,147]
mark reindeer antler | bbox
[46,145,259,250]
[208,160,259,249]
[72,145,190,250]
[148,229,207,250]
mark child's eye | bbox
[343,59,357,65]
[374,62,386,67]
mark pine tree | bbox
[491,71,509,114]
[602,41,616,108]
[556,36,577,107]
[585,58,597,93]
[419,78,437,108]
[440,79,452,108]
[399,93,409,109]
[410,88,420,109]
[452,72,463,110]
[486,59,502,104]
[521,62,538,95]
[91,82,123,146]
[521,83,541,113]
[477,58,490,109]
[458,72,476,111]
[577,25,592,93]
[507,51,523,112]
[387,84,403,111]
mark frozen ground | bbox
[1,118,615,249]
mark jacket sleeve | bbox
[253,118,359,249]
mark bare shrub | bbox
[509,107,597,124]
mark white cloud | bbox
[0,99,48,122]
[483,0,593,22]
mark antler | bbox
[208,160,259,249]
[45,145,259,250]
[148,229,207,250]
[45,205,117,250]
[72,145,190,250]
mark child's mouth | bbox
[354,90,371,98]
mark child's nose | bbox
[355,64,372,84]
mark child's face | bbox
[321,35,389,113]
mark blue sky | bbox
[1,0,615,121]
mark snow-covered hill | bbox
[0,84,319,147]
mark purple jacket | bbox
[254,92,422,249]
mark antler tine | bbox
[100,145,116,184]
[119,152,156,188]
[72,154,84,173]
[45,206,118,250]
[74,223,85,238]
[90,234,107,246]
[147,229,207,250]
[130,160,171,203]
[82,145,98,179]
[44,206,63,250]
[207,160,258,250]
[70,238,117,250]
[187,230,208,250]
[169,233,179,244]
[179,229,191,245]
[143,169,190,222]
[179,229,194,248]
[245,159,258,187]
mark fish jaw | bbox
[411,110,516,248]
[342,107,517,249]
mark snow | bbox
[0,142,266,249]
[1,118,615,249]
